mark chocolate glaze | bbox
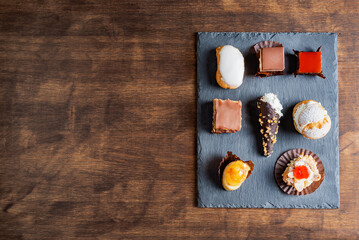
[255,71,285,78]
[212,99,242,134]
[260,47,285,71]
[257,99,280,157]
[218,151,254,188]
[293,46,326,79]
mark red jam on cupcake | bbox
[282,153,321,192]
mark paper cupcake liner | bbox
[274,149,325,196]
[253,41,283,54]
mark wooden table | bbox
[0,1,358,239]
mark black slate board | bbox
[197,32,339,208]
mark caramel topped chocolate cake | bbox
[253,41,285,77]
[212,99,242,134]
[260,47,285,72]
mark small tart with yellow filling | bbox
[218,152,254,191]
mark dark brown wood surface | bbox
[0,0,358,239]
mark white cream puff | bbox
[282,153,321,192]
[293,100,331,139]
[216,45,244,89]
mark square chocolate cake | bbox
[259,47,285,72]
[212,99,242,134]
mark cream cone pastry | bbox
[257,93,283,157]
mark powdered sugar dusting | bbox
[298,103,327,127]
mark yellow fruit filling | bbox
[223,161,250,188]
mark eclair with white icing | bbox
[293,100,331,139]
[216,45,244,89]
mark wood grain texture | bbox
[0,0,358,239]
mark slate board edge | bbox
[196,32,339,209]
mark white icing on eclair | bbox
[218,45,244,88]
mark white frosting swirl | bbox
[261,93,283,117]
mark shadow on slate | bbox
[201,102,213,133]
[206,49,218,88]
[206,155,223,190]
[244,49,257,76]
[280,103,297,134]
[246,99,263,156]
[285,53,297,74]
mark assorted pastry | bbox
[209,41,332,195]
[293,100,331,139]
[275,149,325,195]
[253,41,285,77]
[212,98,242,134]
[257,93,283,157]
[218,152,254,191]
[293,47,325,79]
[216,45,245,89]
[282,153,321,192]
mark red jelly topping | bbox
[293,165,309,179]
[298,52,322,74]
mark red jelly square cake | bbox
[298,52,322,74]
[294,47,325,79]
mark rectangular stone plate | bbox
[197,32,339,208]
